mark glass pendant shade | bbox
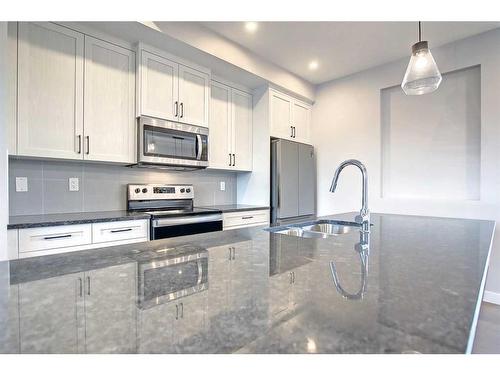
[401,41,442,95]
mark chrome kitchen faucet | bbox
[329,159,370,232]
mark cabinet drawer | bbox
[92,220,149,244]
[19,224,92,253]
[223,210,269,230]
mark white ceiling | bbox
[202,22,500,85]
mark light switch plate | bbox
[220,181,226,191]
[15,177,28,192]
[69,177,79,192]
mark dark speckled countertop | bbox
[0,212,495,354]
[7,205,269,229]
[7,210,151,229]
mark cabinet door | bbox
[269,272,291,317]
[139,50,179,121]
[232,89,253,171]
[18,22,84,159]
[137,302,175,353]
[18,273,84,353]
[292,100,311,144]
[270,90,293,139]
[175,292,207,350]
[84,263,137,353]
[209,81,232,169]
[178,65,209,127]
[84,37,136,163]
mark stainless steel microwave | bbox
[135,116,209,170]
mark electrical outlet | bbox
[15,177,28,192]
[220,181,226,191]
[69,177,79,192]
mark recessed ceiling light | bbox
[308,60,319,70]
[245,22,258,33]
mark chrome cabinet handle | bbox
[77,135,82,154]
[175,304,179,320]
[44,234,71,240]
[180,302,184,318]
[87,276,91,296]
[232,153,236,166]
[229,153,232,166]
[291,126,294,137]
[174,101,179,117]
[242,216,253,220]
[78,277,83,297]
[85,136,90,155]
[110,228,133,233]
[180,102,184,118]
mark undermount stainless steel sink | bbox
[269,220,362,238]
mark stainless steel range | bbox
[127,184,222,240]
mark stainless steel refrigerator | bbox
[271,139,316,225]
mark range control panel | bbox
[128,184,194,201]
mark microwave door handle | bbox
[196,134,203,160]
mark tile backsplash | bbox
[9,158,237,216]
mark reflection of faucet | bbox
[330,230,370,300]
[329,159,370,232]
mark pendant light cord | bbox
[418,21,422,42]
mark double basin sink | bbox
[268,219,362,239]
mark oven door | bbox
[151,213,223,240]
[138,252,208,309]
[138,116,209,168]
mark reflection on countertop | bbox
[0,212,495,354]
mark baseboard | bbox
[483,290,500,305]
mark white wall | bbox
[0,23,9,261]
[312,28,500,297]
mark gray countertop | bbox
[7,210,151,229]
[7,205,269,229]
[0,212,495,354]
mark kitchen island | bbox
[0,213,495,354]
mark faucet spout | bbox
[330,159,370,231]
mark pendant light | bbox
[401,22,442,95]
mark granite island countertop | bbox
[0,212,495,354]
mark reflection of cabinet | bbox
[17,263,137,353]
[137,292,208,353]
[207,241,254,318]
[83,263,137,353]
[269,264,310,319]
[19,273,83,353]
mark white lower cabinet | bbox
[17,263,137,354]
[11,219,149,260]
[222,209,269,230]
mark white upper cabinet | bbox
[209,81,232,169]
[18,22,84,159]
[209,80,253,171]
[232,89,253,171]
[138,46,210,128]
[139,50,179,121]
[270,88,312,144]
[178,65,210,127]
[292,100,311,144]
[84,36,136,163]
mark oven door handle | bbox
[195,134,203,160]
[152,213,222,228]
